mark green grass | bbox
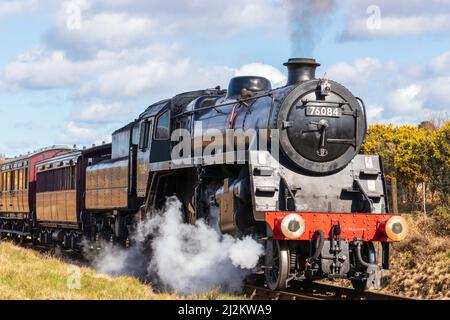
[0,242,243,300]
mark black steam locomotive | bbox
[0,58,408,291]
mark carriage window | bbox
[9,172,12,191]
[36,166,77,193]
[154,111,170,140]
[12,170,18,191]
[15,170,19,190]
[2,172,7,191]
[23,167,28,190]
[139,119,151,150]
[18,169,23,190]
[7,171,11,191]
[23,168,26,190]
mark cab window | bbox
[139,119,152,150]
[154,111,170,140]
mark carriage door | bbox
[136,117,153,197]
[150,109,171,163]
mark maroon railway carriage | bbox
[33,143,113,248]
[0,146,71,241]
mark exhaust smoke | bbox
[285,0,336,57]
[86,197,264,295]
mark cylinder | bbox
[284,58,320,85]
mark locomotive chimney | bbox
[284,58,320,85]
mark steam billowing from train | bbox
[89,197,264,295]
[285,0,336,56]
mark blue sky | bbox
[0,0,449,157]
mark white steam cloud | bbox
[87,197,264,295]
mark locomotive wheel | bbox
[265,240,290,290]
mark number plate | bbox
[306,106,341,118]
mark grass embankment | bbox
[381,207,450,299]
[1,208,448,300]
[0,242,239,300]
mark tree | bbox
[418,120,437,131]
[429,122,450,206]
[361,122,449,211]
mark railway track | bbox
[243,281,414,300]
[12,241,413,300]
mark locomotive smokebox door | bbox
[277,78,367,174]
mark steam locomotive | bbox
[0,58,408,291]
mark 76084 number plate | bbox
[306,106,341,117]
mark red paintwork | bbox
[27,150,69,184]
[265,211,397,242]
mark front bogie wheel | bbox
[265,240,290,290]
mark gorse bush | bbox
[361,121,450,210]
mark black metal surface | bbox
[286,95,355,163]
[284,58,320,85]
[277,79,367,173]
[226,76,272,99]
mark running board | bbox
[0,229,30,236]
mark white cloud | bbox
[4,139,35,155]
[44,0,285,57]
[59,120,113,148]
[46,11,159,57]
[79,58,286,98]
[387,84,425,115]
[3,42,286,99]
[430,51,450,75]
[81,57,193,97]
[340,0,450,40]
[4,50,80,89]
[324,53,450,125]
[342,14,450,40]
[74,102,132,123]
[2,47,116,90]
[366,104,384,123]
[3,44,180,92]
[64,121,97,144]
[326,57,383,85]
[421,76,450,110]
[0,0,36,18]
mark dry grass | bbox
[380,210,450,299]
[0,242,242,300]
[2,209,448,300]
[319,208,449,299]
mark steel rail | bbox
[243,281,414,300]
